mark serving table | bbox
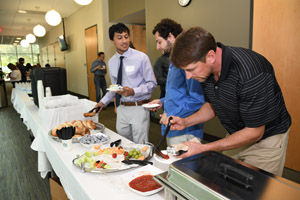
[11,88,164,200]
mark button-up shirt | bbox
[161,63,205,138]
[101,48,157,106]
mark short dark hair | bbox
[98,52,104,57]
[171,27,217,68]
[152,18,183,40]
[19,57,25,62]
[109,23,130,40]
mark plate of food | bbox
[107,84,123,92]
[49,120,105,143]
[72,143,154,173]
[142,103,160,109]
[153,150,181,172]
[122,165,164,196]
[78,133,110,148]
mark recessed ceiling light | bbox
[16,37,22,40]
[18,10,27,14]
[14,40,20,43]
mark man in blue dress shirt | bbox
[90,52,107,102]
[149,19,205,146]
[95,23,157,143]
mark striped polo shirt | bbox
[201,43,291,140]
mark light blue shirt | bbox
[161,63,205,138]
[101,48,157,106]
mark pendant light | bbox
[20,39,29,47]
[74,0,93,6]
[26,33,36,43]
[33,24,46,37]
[45,9,62,26]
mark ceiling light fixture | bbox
[18,10,27,14]
[45,9,62,26]
[33,24,46,37]
[26,33,36,43]
[20,39,29,47]
[74,0,93,6]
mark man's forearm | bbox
[184,102,215,127]
[204,125,265,152]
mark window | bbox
[0,44,40,73]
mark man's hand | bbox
[149,99,162,112]
[170,116,186,131]
[176,142,206,158]
[95,102,105,113]
[117,86,134,97]
[159,113,168,125]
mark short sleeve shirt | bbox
[201,43,291,139]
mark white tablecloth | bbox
[11,89,164,200]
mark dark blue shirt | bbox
[91,59,106,76]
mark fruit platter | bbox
[72,143,154,173]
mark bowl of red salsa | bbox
[123,165,164,196]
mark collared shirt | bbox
[202,42,291,139]
[101,48,157,106]
[90,59,106,76]
[161,63,205,138]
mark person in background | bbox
[45,63,51,68]
[169,27,291,176]
[7,63,21,87]
[95,23,157,143]
[149,19,205,146]
[90,52,107,102]
[17,58,26,82]
[153,52,169,98]
[25,63,32,71]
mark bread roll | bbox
[87,120,96,130]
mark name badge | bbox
[125,65,135,72]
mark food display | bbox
[78,133,110,148]
[122,165,164,196]
[49,120,105,143]
[107,84,123,91]
[129,175,162,192]
[72,144,153,173]
[51,120,96,138]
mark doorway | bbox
[85,25,98,101]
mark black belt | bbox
[95,75,105,77]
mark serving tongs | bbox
[84,107,101,117]
[155,117,173,159]
[122,159,153,166]
[88,106,101,113]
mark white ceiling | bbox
[0,0,83,44]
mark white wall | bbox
[39,0,115,97]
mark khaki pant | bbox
[116,105,150,144]
[223,129,290,176]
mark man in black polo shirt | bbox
[91,52,107,102]
[169,27,291,176]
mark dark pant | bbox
[160,84,166,98]
[94,75,107,102]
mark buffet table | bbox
[11,88,164,200]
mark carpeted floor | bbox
[0,105,51,200]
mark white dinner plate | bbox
[142,103,160,109]
[122,165,164,196]
[107,85,123,92]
